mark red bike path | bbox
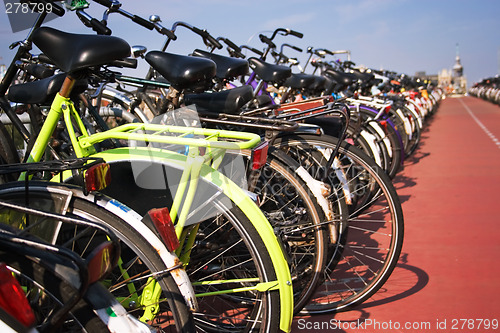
[291,96,500,332]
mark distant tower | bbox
[452,43,466,94]
[453,43,463,77]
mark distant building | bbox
[422,44,467,95]
[438,68,452,92]
[414,71,438,86]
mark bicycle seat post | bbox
[59,76,77,98]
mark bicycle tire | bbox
[273,133,404,313]
[242,149,328,313]
[354,105,404,178]
[0,183,195,332]
[346,124,389,174]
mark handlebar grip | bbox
[38,53,54,64]
[160,27,177,40]
[291,45,302,52]
[24,63,54,79]
[250,47,263,56]
[92,0,114,7]
[206,35,222,49]
[51,2,65,16]
[192,26,203,35]
[223,38,245,58]
[222,38,241,53]
[288,29,303,38]
[259,34,276,49]
[192,27,222,49]
[90,18,112,35]
[132,15,155,30]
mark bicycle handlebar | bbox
[170,21,222,49]
[131,14,155,30]
[76,9,112,35]
[281,43,302,54]
[217,37,245,58]
[259,34,276,49]
[192,26,223,49]
[240,45,263,57]
[92,0,177,38]
[270,28,304,40]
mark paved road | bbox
[292,96,500,332]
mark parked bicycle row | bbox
[0,1,443,332]
[468,76,500,105]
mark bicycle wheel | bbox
[240,149,328,313]
[346,123,388,173]
[98,160,286,332]
[353,105,404,178]
[400,104,422,156]
[0,241,110,332]
[273,134,404,313]
[0,182,195,332]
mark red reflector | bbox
[86,242,115,284]
[0,263,36,327]
[384,105,391,114]
[148,208,179,252]
[379,120,388,131]
[251,141,269,170]
[85,163,111,192]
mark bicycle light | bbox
[148,207,180,252]
[0,263,36,328]
[250,140,269,170]
[84,162,111,192]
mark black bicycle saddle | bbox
[184,85,254,115]
[32,27,131,74]
[145,51,216,92]
[191,49,249,80]
[8,74,88,105]
[282,73,316,90]
[248,58,291,84]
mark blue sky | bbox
[1,0,499,87]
